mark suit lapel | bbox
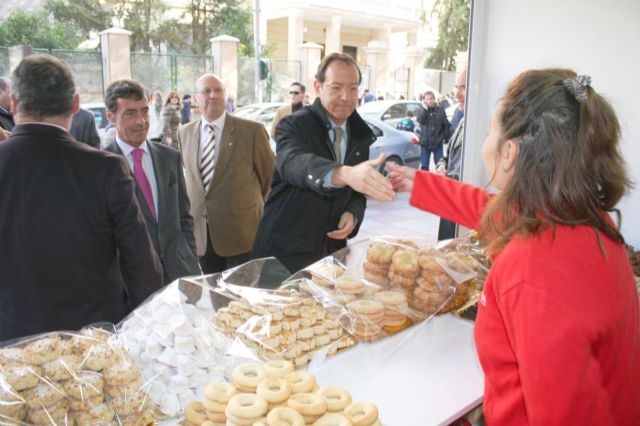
[184,119,203,189]
[208,114,237,191]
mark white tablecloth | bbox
[308,314,484,426]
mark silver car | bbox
[358,100,422,128]
[234,102,285,136]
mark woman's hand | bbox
[387,162,417,193]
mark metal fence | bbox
[131,52,213,98]
[391,66,410,100]
[237,57,301,106]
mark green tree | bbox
[45,0,112,41]
[189,0,252,55]
[0,9,81,50]
[425,0,470,71]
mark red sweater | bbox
[410,171,640,425]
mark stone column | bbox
[454,50,469,74]
[364,41,389,97]
[8,45,32,74]
[404,45,427,99]
[210,35,240,101]
[299,42,323,102]
[287,12,304,62]
[99,28,132,90]
[325,15,342,54]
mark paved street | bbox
[351,191,440,246]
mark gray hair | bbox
[12,55,75,118]
[104,79,149,113]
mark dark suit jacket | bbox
[0,107,14,131]
[70,108,101,148]
[0,124,164,341]
[252,99,374,273]
[105,140,200,283]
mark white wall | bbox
[463,0,640,246]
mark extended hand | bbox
[327,212,355,240]
[332,154,395,202]
[387,162,417,193]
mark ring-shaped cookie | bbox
[284,371,316,394]
[262,360,294,378]
[312,412,353,426]
[204,382,238,404]
[316,387,352,412]
[256,377,291,404]
[344,402,379,426]
[266,406,305,426]
[225,393,268,419]
[184,401,208,426]
[232,363,266,391]
[287,393,327,416]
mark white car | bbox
[358,100,422,128]
[233,102,285,136]
[80,102,109,147]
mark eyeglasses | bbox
[289,91,301,95]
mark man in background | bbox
[0,55,163,340]
[104,79,200,283]
[178,74,275,273]
[181,94,192,124]
[436,68,467,240]
[270,82,306,139]
[70,108,100,148]
[416,90,451,171]
[0,77,14,131]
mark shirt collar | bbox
[115,134,149,157]
[201,111,226,132]
[18,121,68,133]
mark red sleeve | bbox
[409,171,490,231]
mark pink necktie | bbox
[132,148,157,222]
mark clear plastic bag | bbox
[0,325,154,426]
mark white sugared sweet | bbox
[174,335,196,354]
[176,355,196,377]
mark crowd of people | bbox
[0,53,638,425]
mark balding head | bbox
[195,74,226,121]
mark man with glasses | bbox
[177,74,275,273]
[253,53,395,273]
[270,82,306,139]
[436,68,467,240]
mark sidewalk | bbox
[350,192,440,245]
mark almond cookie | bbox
[110,390,147,417]
[390,249,420,276]
[0,347,25,366]
[23,336,62,366]
[23,381,66,409]
[83,341,116,371]
[366,242,397,266]
[42,355,81,381]
[335,273,365,295]
[103,359,141,387]
[27,398,69,425]
[68,394,104,412]
[63,371,104,400]
[73,402,116,426]
[3,365,41,391]
[0,387,26,418]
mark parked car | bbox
[233,102,285,136]
[358,100,421,128]
[81,102,109,146]
[363,115,420,174]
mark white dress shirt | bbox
[199,111,226,167]
[116,136,159,219]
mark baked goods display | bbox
[0,328,154,426]
[119,281,238,418]
[210,289,355,369]
[183,360,384,426]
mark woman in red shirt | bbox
[389,69,639,425]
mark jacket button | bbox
[308,174,313,180]
[315,179,320,184]
[356,152,360,156]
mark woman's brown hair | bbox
[480,68,632,255]
[164,91,182,108]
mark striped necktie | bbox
[200,124,216,189]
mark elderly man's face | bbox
[195,75,226,122]
[455,70,467,113]
[314,61,359,125]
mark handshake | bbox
[332,154,432,201]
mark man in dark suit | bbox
[252,53,395,273]
[104,79,200,283]
[70,108,101,148]
[0,55,164,341]
[177,74,275,274]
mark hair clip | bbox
[563,74,591,104]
